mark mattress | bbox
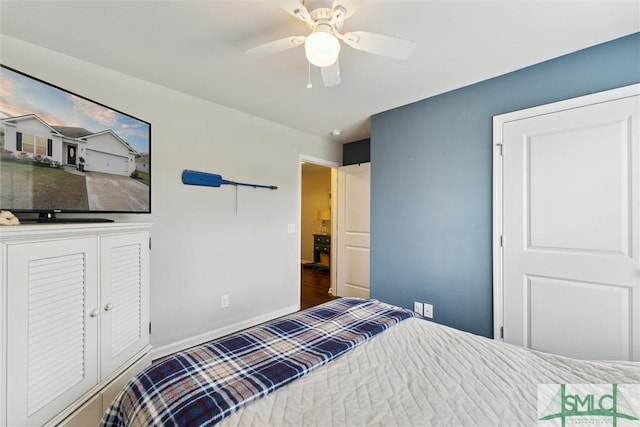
[103,298,640,426]
[219,317,640,426]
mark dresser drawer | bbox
[314,235,330,245]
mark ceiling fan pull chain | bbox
[306,60,313,89]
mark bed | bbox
[101,298,640,426]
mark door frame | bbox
[298,154,339,301]
[492,84,640,341]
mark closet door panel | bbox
[7,237,99,426]
[100,231,150,379]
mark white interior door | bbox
[495,85,639,361]
[336,163,370,298]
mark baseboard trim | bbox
[150,304,299,361]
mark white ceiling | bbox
[1,0,638,144]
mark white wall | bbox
[1,36,342,358]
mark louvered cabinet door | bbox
[99,231,150,379]
[6,237,99,426]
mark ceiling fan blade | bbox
[281,0,313,25]
[331,0,364,20]
[342,31,416,60]
[321,60,341,87]
[246,36,306,57]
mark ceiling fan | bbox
[246,0,416,87]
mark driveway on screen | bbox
[85,171,149,211]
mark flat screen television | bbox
[0,65,151,222]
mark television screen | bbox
[0,65,151,218]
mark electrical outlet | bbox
[423,303,433,319]
[413,301,423,317]
[221,294,229,308]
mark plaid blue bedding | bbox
[100,298,414,426]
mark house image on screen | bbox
[2,114,137,176]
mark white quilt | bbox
[219,317,640,426]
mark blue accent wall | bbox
[370,33,640,338]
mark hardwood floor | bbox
[300,265,338,310]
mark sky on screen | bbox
[0,67,150,154]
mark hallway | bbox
[300,266,337,310]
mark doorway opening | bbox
[300,160,338,310]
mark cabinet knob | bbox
[104,303,114,311]
[89,309,100,317]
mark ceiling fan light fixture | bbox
[305,30,340,67]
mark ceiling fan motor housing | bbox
[309,7,345,31]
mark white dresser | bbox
[0,222,152,426]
